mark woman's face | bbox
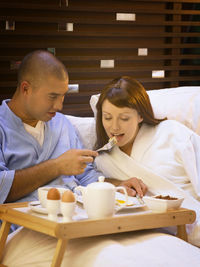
[102,99,143,154]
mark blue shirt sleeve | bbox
[0,146,15,203]
[75,162,103,186]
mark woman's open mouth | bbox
[111,133,124,142]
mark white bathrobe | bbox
[95,120,200,246]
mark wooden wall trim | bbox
[0,0,200,116]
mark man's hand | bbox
[56,149,98,175]
[119,177,148,197]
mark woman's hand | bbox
[119,177,148,197]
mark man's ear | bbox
[20,81,31,96]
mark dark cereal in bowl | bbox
[154,195,178,200]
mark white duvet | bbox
[3,227,200,267]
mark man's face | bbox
[24,75,68,125]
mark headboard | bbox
[0,0,200,116]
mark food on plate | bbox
[61,190,76,202]
[47,188,60,200]
[116,199,134,206]
[155,195,178,200]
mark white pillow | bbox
[66,115,96,150]
[90,86,200,135]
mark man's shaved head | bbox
[17,50,68,88]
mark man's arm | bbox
[6,158,58,202]
[6,149,98,202]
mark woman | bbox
[95,76,200,246]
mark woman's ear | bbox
[138,113,143,123]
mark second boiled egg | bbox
[61,190,76,203]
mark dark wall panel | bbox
[0,0,200,116]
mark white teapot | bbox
[75,176,128,219]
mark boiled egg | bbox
[47,188,60,200]
[61,190,75,203]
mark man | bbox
[0,50,101,204]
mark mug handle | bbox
[115,186,128,206]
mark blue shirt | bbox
[0,100,102,203]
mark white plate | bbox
[75,192,146,212]
[28,201,48,214]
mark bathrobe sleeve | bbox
[178,133,200,198]
[0,126,16,203]
[0,147,15,203]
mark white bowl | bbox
[143,195,184,212]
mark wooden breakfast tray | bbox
[0,202,196,267]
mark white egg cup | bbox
[46,199,60,221]
[60,202,76,222]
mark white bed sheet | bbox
[3,227,200,267]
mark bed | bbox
[2,85,200,267]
